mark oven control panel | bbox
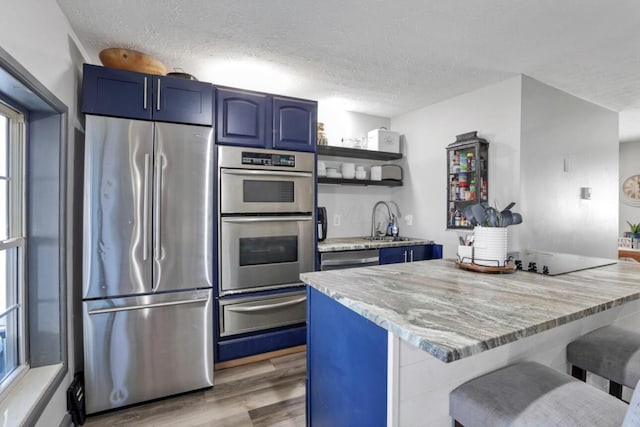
[242,152,296,167]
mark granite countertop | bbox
[300,259,640,363]
[318,236,434,253]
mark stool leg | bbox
[609,381,623,399]
[571,365,586,382]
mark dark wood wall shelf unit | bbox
[446,132,489,230]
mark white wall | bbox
[318,108,390,148]
[391,77,523,259]
[520,76,619,258]
[317,110,396,238]
[620,141,640,234]
[0,0,89,424]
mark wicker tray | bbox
[455,260,517,274]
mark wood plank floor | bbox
[84,352,306,427]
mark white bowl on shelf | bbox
[341,163,356,179]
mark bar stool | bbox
[450,361,634,427]
[567,325,640,399]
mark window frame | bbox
[0,44,68,426]
[0,101,27,397]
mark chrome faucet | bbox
[371,201,394,240]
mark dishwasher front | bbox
[319,249,380,271]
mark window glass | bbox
[0,104,24,387]
[0,115,6,178]
[0,248,17,382]
[0,180,8,241]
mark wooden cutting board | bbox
[99,48,167,75]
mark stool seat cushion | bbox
[450,362,627,427]
[567,325,640,388]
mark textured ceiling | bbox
[57,0,640,141]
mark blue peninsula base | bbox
[307,287,388,426]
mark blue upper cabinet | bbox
[215,88,317,152]
[82,64,213,126]
[153,76,213,126]
[272,97,317,152]
[82,63,152,120]
[216,87,270,148]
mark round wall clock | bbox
[622,174,640,206]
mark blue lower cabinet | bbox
[379,243,444,265]
[217,325,306,362]
[379,246,408,264]
[307,287,387,426]
[431,244,443,260]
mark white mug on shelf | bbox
[317,161,326,177]
[370,165,382,181]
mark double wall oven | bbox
[217,146,314,355]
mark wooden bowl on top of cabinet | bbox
[99,48,167,75]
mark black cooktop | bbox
[509,249,617,275]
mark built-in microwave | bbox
[218,146,314,214]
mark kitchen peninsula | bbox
[301,259,640,426]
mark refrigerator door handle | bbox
[142,153,150,261]
[154,154,164,265]
[87,297,209,315]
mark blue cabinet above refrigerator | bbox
[82,63,213,126]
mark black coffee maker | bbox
[317,206,327,241]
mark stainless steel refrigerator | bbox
[82,115,214,414]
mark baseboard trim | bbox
[59,413,72,427]
[214,345,306,370]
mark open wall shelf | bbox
[317,145,402,161]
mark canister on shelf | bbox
[460,154,467,172]
[469,178,476,200]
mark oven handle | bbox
[226,296,306,313]
[221,169,312,178]
[222,216,312,223]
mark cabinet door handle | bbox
[156,78,161,111]
[143,77,148,110]
[404,251,407,263]
[410,249,414,262]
